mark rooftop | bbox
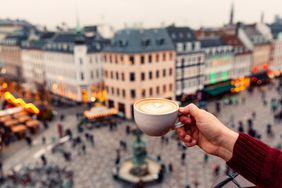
[105,28,174,53]
[166,25,197,43]
[199,36,226,48]
[241,24,270,45]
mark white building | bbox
[269,23,282,74]
[44,32,105,102]
[200,37,233,85]
[166,26,205,101]
[22,32,55,84]
[222,35,252,79]
[22,28,106,103]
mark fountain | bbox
[113,129,162,184]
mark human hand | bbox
[176,103,238,161]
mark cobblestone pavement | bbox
[1,81,282,188]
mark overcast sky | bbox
[0,0,281,30]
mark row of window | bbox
[80,70,102,81]
[106,84,173,99]
[176,42,201,52]
[176,55,204,67]
[104,52,174,65]
[104,68,173,81]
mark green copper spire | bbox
[76,16,81,34]
[75,14,85,44]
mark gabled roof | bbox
[166,25,197,43]
[242,24,270,45]
[199,36,226,48]
[105,28,174,53]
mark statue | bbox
[130,129,149,176]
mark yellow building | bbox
[104,28,176,119]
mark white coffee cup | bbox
[133,98,183,136]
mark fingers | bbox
[179,115,192,125]
[179,103,201,119]
[176,127,197,147]
[184,138,197,147]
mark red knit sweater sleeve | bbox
[227,133,282,187]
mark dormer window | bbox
[156,38,165,45]
[171,34,176,39]
[179,33,183,38]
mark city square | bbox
[1,1,282,187]
[1,79,282,188]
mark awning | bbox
[204,82,234,96]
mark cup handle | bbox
[175,121,184,129]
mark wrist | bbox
[217,129,239,161]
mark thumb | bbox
[179,103,201,119]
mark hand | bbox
[176,103,239,161]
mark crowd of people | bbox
[0,164,73,188]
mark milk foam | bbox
[138,101,176,114]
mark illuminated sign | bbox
[4,92,40,114]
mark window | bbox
[104,70,108,78]
[131,90,136,98]
[141,72,145,81]
[116,72,119,80]
[115,55,118,64]
[149,88,153,95]
[156,54,159,62]
[163,85,166,93]
[163,69,166,77]
[122,73,125,81]
[141,56,145,64]
[106,86,109,93]
[122,89,126,97]
[109,55,112,63]
[96,70,99,78]
[90,71,94,79]
[177,43,183,52]
[169,68,173,76]
[120,55,124,63]
[89,57,92,64]
[129,56,135,65]
[169,53,173,61]
[130,72,135,81]
[79,58,83,65]
[111,87,115,95]
[110,71,113,79]
[156,70,159,78]
[163,53,166,61]
[148,55,152,63]
[117,88,120,96]
[142,89,146,97]
[80,72,84,80]
[149,71,152,79]
[156,86,160,94]
[169,83,173,91]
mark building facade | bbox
[104,28,176,119]
[0,31,28,81]
[22,32,55,85]
[222,35,252,79]
[166,26,205,101]
[269,22,282,75]
[43,32,105,103]
[238,24,272,75]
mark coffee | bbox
[135,99,178,114]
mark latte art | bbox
[135,99,178,114]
